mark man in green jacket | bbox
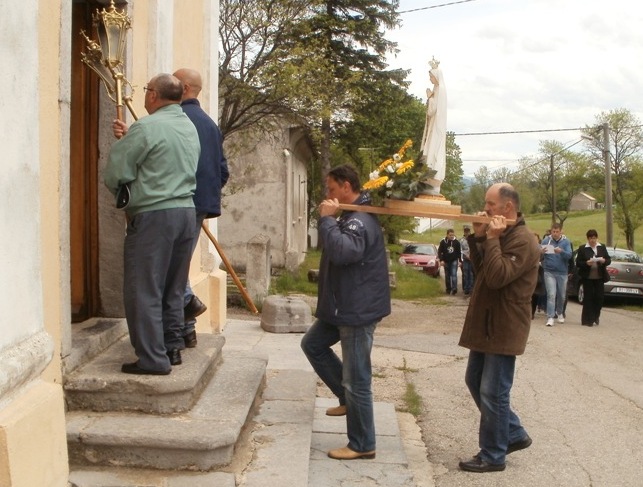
[458,183,541,472]
[105,73,200,375]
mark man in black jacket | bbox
[301,165,391,461]
[438,228,462,294]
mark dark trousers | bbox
[581,278,605,325]
[123,207,195,371]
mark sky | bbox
[384,0,643,177]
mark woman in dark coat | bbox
[575,229,611,326]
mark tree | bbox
[218,0,316,138]
[441,132,465,202]
[289,0,401,180]
[583,109,643,249]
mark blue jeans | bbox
[301,319,377,452]
[182,212,207,336]
[544,271,568,318]
[461,259,474,294]
[445,260,459,292]
[464,351,528,465]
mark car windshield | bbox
[403,244,436,255]
[610,249,643,263]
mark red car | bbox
[398,243,441,278]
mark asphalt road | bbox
[374,295,643,487]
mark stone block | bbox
[260,295,312,333]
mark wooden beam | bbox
[337,204,515,225]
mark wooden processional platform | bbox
[337,197,515,224]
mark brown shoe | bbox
[326,405,347,416]
[328,446,376,460]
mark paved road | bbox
[375,298,643,487]
[421,301,642,487]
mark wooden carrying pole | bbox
[201,222,259,314]
[337,203,516,225]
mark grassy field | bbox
[272,248,444,300]
[405,210,643,254]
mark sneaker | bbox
[546,318,554,327]
[557,317,565,324]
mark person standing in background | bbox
[541,223,572,326]
[575,229,611,326]
[438,229,461,295]
[460,225,474,295]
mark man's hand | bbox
[113,119,129,139]
[319,198,340,217]
[486,215,506,239]
[472,212,488,237]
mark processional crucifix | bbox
[80,0,258,313]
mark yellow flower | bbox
[396,160,414,175]
[378,158,394,171]
[363,176,389,190]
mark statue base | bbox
[384,196,461,215]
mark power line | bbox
[398,0,477,14]
[455,127,584,137]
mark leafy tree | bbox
[583,109,643,249]
[441,132,465,203]
[218,0,315,138]
[289,0,401,180]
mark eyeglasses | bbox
[143,86,155,93]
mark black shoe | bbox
[582,323,594,327]
[121,362,171,375]
[184,295,207,321]
[451,289,457,295]
[183,330,197,348]
[166,349,182,366]
[459,456,506,473]
[507,435,532,454]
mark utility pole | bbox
[550,154,556,225]
[603,123,613,247]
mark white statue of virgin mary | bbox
[419,57,447,196]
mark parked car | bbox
[398,243,440,278]
[567,247,643,303]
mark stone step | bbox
[65,334,225,414]
[67,350,267,471]
[69,468,235,487]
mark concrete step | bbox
[65,334,225,414]
[67,350,267,471]
[69,467,235,487]
[64,318,128,375]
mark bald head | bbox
[173,68,203,101]
[484,183,519,218]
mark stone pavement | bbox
[224,317,427,487]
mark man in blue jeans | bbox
[541,223,572,326]
[301,165,390,460]
[458,183,540,472]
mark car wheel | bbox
[577,283,584,304]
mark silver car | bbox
[568,247,643,303]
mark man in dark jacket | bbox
[301,165,391,461]
[438,228,462,294]
[458,183,541,473]
[173,68,229,348]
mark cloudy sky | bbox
[384,0,643,176]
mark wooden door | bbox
[70,1,101,322]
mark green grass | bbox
[272,247,444,301]
[399,210,643,254]
[401,382,423,417]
